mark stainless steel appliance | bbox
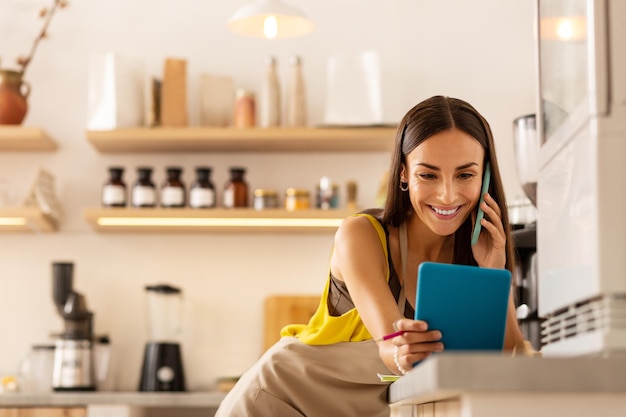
[535,0,626,356]
[512,113,542,351]
[51,262,96,391]
[139,284,186,392]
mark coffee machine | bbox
[51,262,96,391]
[139,284,186,392]
[512,114,543,351]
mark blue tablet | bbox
[414,262,511,351]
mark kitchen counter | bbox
[389,353,626,417]
[0,391,225,407]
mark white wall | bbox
[0,0,535,391]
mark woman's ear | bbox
[400,164,407,183]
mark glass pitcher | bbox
[144,284,182,343]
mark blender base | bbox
[139,342,186,392]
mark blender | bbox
[138,284,186,392]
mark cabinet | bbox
[0,127,59,233]
[84,126,395,233]
[0,408,85,417]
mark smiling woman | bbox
[214,96,528,417]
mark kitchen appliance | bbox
[535,0,626,356]
[139,284,186,391]
[51,262,96,391]
[512,114,542,351]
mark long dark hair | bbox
[381,95,514,272]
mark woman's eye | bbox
[459,173,475,180]
[418,173,437,180]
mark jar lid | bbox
[229,167,246,174]
[285,188,310,197]
[254,189,278,197]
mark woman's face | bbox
[402,127,486,237]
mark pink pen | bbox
[376,330,405,342]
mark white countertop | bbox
[0,391,226,407]
[389,353,626,405]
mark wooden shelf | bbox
[85,126,396,153]
[84,207,354,233]
[0,207,58,233]
[0,127,58,151]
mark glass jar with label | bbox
[189,167,216,209]
[223,167,249,208]
[132,167,157,208]
[285,188,310,211]
[253,189,279,210]
[161,167,186,208]
[102,167,127,207]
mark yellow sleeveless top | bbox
[281,213,389,345]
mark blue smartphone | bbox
[471,162,491,246]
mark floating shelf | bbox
[0,207,58,233]
[84,207,354,233]
[0,127,58,151]
[85,126,396,153]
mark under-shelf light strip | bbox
[0,217,27,226]
[97,217,344,228]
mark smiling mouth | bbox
[429,205,461,216]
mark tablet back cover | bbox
[414,262,511,351]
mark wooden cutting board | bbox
[263,295,320,352]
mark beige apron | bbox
[215,337,393,417]
[215,222,409,417]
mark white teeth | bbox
[432,206,458,216]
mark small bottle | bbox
[223,167,249,208]
[189,167,216,209]
[161,167,186,208]
[259,56,281,128]
[346,181,358,212]
[132,167,157,208]
[285,55,307,127]
[102,167,127,207]
[233,89,256,128]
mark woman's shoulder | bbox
[336,208,388,245]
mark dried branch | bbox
[18,0,68,77]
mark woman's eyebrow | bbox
[415,162,479,171]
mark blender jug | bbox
[139,284,186,392]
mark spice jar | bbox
[102,167,127,207]
[253,189,279,210]
[132,167,157,208]
[161,167,186,208]
[223,167,249,208]
[189,167,216,209]
[233,89,256,128]
[285,188,310,211]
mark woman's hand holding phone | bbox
[471,163,507,269]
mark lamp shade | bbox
[227,0,315,39]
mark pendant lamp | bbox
[227,0,315,40]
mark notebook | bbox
[414,262,511,351]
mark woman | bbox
[215,96,526,417]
